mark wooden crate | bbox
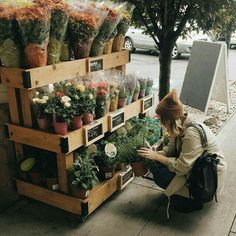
[6,99,142,154]
[1,51,130,89]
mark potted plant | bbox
[109,83,119,112]
[93,142,118,180]
[145,78,154,96]
[32,92,50,131]
[68,156,99,199]
[124,75,136,105]
[82,89,96,125]
[138,77,147,98]
[118,84,128,109]
[132,79,140,102]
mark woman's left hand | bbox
[138,148,159,161]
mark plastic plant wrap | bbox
[132,78,140,102]
[124,74,137,104]
[118,81,128,109]
[145,77,154,96]
[138,77,147,98]
[60,28,72,61]
[68,2,108,59]
[103,26,117,54]
[15,2,51,68]
[90,2,122,57]
[0,2,21,67]
[112,3,134,52]
[37,0,69,65]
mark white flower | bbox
[75,95,79,99]
[61,96,71,103]
[37,99,47,104]
[66,82,72,86]
[64,102,71,108]
[89,94,94,100]
[42,96,49,101]
[32,98,40,103]
[35,92,39,96]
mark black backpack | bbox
[186,124,220,203]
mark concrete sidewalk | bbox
[0,113,236,236]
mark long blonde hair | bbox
[160,117,183,137]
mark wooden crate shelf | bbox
[6,99,145,154]
[16,171,120,217]
[0,51,130,89]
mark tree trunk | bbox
[158,42,174,101]
[226,28,231,51]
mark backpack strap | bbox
[186,123,208,149]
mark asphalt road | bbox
[127,48,236,91]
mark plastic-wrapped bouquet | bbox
[112,3,135,52]
[68,1,108,59]
[145,77,154,96]
[0,2,21,67]
[132,78,140,102]
[90,2,122,56]
[15,2,51,68]
[37,0,69,65]
[109,81,119,112]
[118,81,128,108]
[124,74,137,105]
[138,77,147,98]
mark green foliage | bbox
[68,156,99,191]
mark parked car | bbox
[216,32,236,48]
[124,27,212,59]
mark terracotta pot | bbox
[54,121,68,135]
[112,34,125,52]
[46,178,59,191]
[118,98,127,109]
[98,165,116,180]
[72,115,83,130]
[29,172,42,185]
[37,117,50,131]
[84,113,94,125]
[130,162,148,177]
[139,90,146,99]
[71,184,89,199]
[132,92,139,102]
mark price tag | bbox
[89,59,103,72]
[84,121,104,146]
[141,94,154,114]
[108,109,125,132]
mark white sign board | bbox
[180,41,230,114]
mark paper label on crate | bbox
[122,169,134,185]
[142,95,154,113]
[105,172,112,179]
[87,123,103,142]
[90,59,103,72]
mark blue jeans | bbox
[150,165,176,189]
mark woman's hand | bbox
[138,148,159,161]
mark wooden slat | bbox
[7,88,20,124]
[86,172,119,215]
[7,124,63,153]
[57,153,73,193]
[20,89,33,127]
[16,179,82,215]
[1,51,129,89]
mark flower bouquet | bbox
[132,78,140,102]
[103,26,117,54]
[15,2,51,68]
[138,77,147,98]
[0,2,21,67]
[109,82,119,112]
[124,74,136,105]
[37,0,69,65]
[60,28,72,61]
[32,92,50,131]
[90,3,122,56]
[68,2,107,59]
[95,80,110,119]
[118,83,128,109]
[112,3,135,52]
[145,77,154,96]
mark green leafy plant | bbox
[68,156,99,191]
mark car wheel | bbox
[172,45,180,59]
[124,37,135,52]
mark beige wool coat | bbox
[162,116,227,198]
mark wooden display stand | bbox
[1,50,153,219]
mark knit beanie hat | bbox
[156,89,184,120]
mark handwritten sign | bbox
[118,166,134,190]
[84,121,104,146]
[89,59,103,72]
[142,94,154,113]
[108,110,125,132]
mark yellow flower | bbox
[76,84,85,93]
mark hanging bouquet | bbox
[113,3,134,52]
[95,81,110,119]
[90,3,122,56]
[138,77,147,98]
[68,2,108,59]
[124,74,136,105]
[37,0,69,65]
[145,77,154,96]
[15,2,51,68]
[0,2,21,67]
